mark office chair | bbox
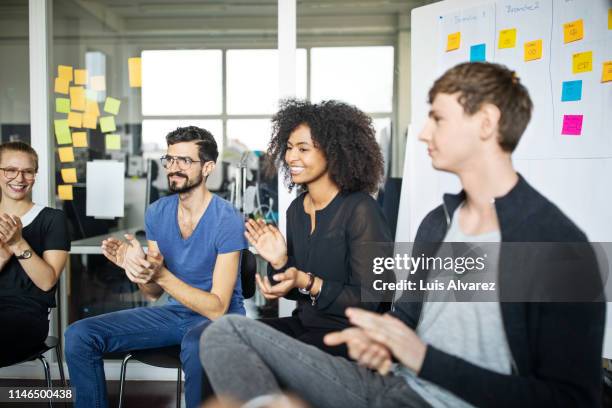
[115,248,257,408]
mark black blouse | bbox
[0,207,70,315]
[268,191,393,330]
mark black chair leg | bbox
[176,367,182,408]
[55,344,67,387]
[38,355,52,408]
[118,354,133,408]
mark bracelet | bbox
[298,272,315,295]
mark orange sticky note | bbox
[82,113,98,129]
[58,147,75,163]
[54,77,69,94]
[498,28,517,49]
[128,57,142,87]
[602,61,612,83]
[563,19,584,43]
[524,39,542,61]
[58,65,73,82]
[90,75,106,91]
[61,168,77,183]
[72,132,88,147]
[58,185,73,201]
[446,32,461,51]
[74,69,88,85]
[70,86,86,111]
[572,51,593,74]
[67,111,83,128]
[85,99,100,117]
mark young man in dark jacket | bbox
[199,62,605,408]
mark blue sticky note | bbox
[470,44,486,62]
[561,80,582,102]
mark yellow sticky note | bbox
[99,116,116,133]
[72,132,88,147]
[58,185,73,201]
[90,75,106,91]
[61,168,77,183]
[104,97,121,115]
[446,32,461,51]
[609,8,612,30]
[56,98,70,114]
[70,86,86,111]
[572,51,593,74]
[563,19,584,44]
[524,39,543,61]
[105,134,121,150]
[74,69,88,85]
[54,77,69,94]
[83,113,98,130]
[602,61,612,82]
[498,28,517,49]
[54,119,72,145]
[58,65,73,82]
[67,111,83,128]
[85,99,100,117]
[58,147,75,163]
[128,57,142,87]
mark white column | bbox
[29,0,54,207]
[277,0,297,317]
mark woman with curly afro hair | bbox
[244,99,394,358]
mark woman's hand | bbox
[0,214,23,247]
[245,219,288,269]
[256,267,309,299]
[0,241,13,265]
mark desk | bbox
[70,227,148,255]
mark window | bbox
[142,50,223,116]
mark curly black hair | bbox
[267,99,384,194]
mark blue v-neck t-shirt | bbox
[144,194,248,314]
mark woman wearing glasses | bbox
[238,99,393,358]
[0,141,70,367]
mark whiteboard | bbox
[86,160,125,219]
[398,0,612,357]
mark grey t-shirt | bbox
[395,205,512,408]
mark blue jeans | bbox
[65,304,233,408]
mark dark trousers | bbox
[0,302,49,367]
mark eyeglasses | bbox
[0,167,36,181]
[160,155,202,170]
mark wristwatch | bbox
[16,249,32,260]
[298,272,315,295]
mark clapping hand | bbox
[245,219,288,269]
[0,214,23,247]
[255,267,305,299]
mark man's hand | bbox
[102,234,145,271]
[325,327,393,375]
[345,308,427,374]
[125,250,165,284]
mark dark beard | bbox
[168,173,203,194]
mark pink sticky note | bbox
[561,114,583,136]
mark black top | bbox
[0,207,70,315]
[268,191,393,330]
[391,174,605,408]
